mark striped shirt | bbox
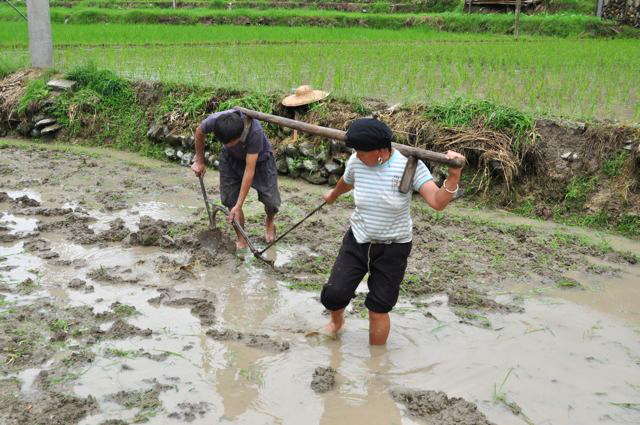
[343,150,432,244]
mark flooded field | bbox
[1,141,639,425]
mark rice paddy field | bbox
[2,21,639,122]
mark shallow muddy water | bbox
[1,142,639,425]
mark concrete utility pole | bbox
[596,0,605,17]
[514,0,522,37]
[26,0,53,68]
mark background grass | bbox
[0,5,635,37]
[3,26,637,122]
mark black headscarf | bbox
[345,118,392,152]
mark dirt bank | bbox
[2,69,638,240]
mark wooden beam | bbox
[234,107,465,168]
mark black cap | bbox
[345,118,392,152]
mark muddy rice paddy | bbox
[0,141,639,424]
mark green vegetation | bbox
[602,151,630,177]
[0,6,636,38]
[46,62,164,158]
[17,78,49,115]
[425,97,534,148]
[4,29,638,121]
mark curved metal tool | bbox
[197,176,273,266]
[209,203,274,266]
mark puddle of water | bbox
[0,241,43,283]
[4,189,42,203]
[508,262,640,325]
[0,213,39,235]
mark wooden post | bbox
[398,156,418,194]
[234,107,465,168]
[515,0,522,37]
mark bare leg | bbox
[321,308,345,338]
[233,208,247,250]
[265,209,276,243]
[369,311,390,346]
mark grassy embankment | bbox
[6,64,639,238]
[0,5,637,37]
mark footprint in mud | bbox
[206,328,290,353]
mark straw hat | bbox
[281,85,329,107]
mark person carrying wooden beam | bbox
[319,118,465,345]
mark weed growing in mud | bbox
[454,308,492,328]
[287,279,323,291]
[556,278,581,289]
[492,368,535,425]
[105,347,140,358]
[112,303,138,317]
[583,321,603,340]
[239,365,265,386]
[49,318,70,333]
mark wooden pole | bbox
[234,107,465,168]
[515,0,522,37]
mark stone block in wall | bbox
[302,159,319,172]
[324,160,344,175]
[302,171,328,185]
[276,157,288,174]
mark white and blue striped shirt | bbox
[343,150,432,244]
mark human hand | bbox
[191,161,206,177]
[323,190,338,204]
[228,205,242,224]
[446,150,465,178]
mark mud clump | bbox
[206,328,290,353]
[106,381,171,422]
[101,319,152,339]
[148,287,217,326]
[18,206,73,216]
[97,218,130,242]
[311,367,336,393]
[22,238,59,260]
[13,195,40,207]
[67,278,94,292]
[154,255,195,281]
[0,390,98,425]
[96,190,128,211]
[87,265,141,285]
[168,401,211,422]
[391,389,495,425]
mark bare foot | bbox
[236,238,248,251]
[265,216,276,243]
[320,320,343,339]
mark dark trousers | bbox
[321,229,412,314]
[218,149,281,215]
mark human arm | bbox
[191,125,207,177]
[418,150,465,211]
[323,176,354,204]
[228,153,258,223]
